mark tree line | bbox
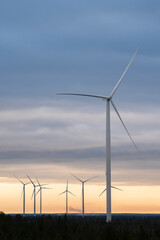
[1,212,160,240]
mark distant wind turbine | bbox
[71,174,97,217]
[15,175,30,217]
[57,49,138,222]
[27,175,39,216]
[59,180,76,214]
[99,186,123,197]
[36,178,51,215]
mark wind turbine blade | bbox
[36,177,40,186]
[110,48,138,98]
[25,182,30,185]
[84,176,98,183]
[68,191,76,197]
[99,188,106,197]
[42,187,52,190]
[71,173,82,183]
[27,175,35,186]
[14,174,24,184]
[58,191,66,196]
[111,186,123,191]
[31,190,34,199]
[57,93,108,100]
[40,184,48,186]
[99,186,123,197]
[111,100,138,151]
[21,189,23,199]
[36,189,41,196]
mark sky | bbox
[0,0,160,214]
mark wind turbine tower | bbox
[59,180,76,214]
[15,176,29,217]
[36,178,50,215]
[27,175,38,216]
[71,174,97,217]
[57,49,138,222]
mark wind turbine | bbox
[36,178,51,215]
[27,175,39,216]
[71,174,97,217]
[99,186,123,197]
[57,49,138,222]
[15,175,30,217]
[99,185,123,213]
[59,180,76,214]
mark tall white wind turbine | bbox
[27,175,38,216]
[36,178,51,215]
[15,175,30,217]
[57,49,138,222]
[71,174,97,217]
[59,180,76,215]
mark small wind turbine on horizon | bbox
[57,49,138,222]
[36,177,51,215]
[59,180,76,215]
[27,175,39,217]
[99,185,123,197]
[71,174,97,217]
[14,175,30,217]
[99,172,123,196]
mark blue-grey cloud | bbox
[0,0,159,187]
[0,146,160,172]
[0,0,159,99]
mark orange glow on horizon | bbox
[1,183,160,214]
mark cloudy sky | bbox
[0,0,160,213]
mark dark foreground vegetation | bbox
[1,212,160,240]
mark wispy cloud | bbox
[69,207,81,213]
[0,101,159,186]
[0,104,159,150]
